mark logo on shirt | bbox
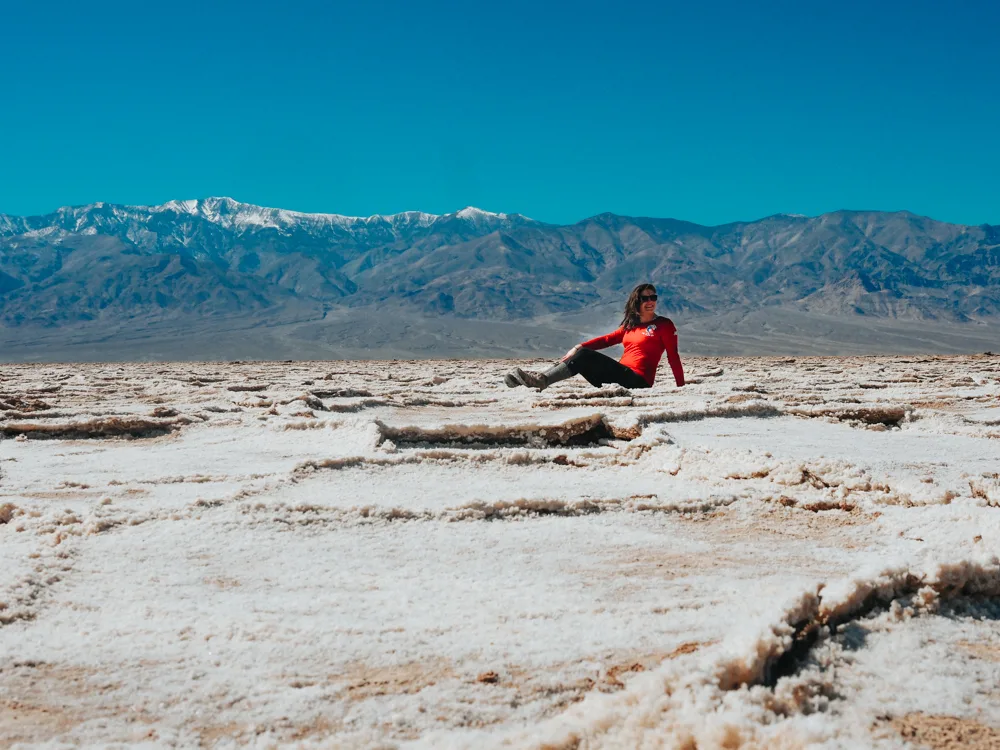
[642,323,657,337]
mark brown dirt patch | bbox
[890,712,1000,749]
[1,658,342,746]
[336,658,456,700]
[958,640,1000,662]
[754,500,872,534]
[667,641,704,658]
[725,394,762,404]
[0,662,131,745]
[23,489,107,500]
[203,576,242,590]
[602,642,709,690]
[911,400,964,410]
[196,715,344,745]
[578,511,862,587]
[0,698,80,744]
[583,547,750,584]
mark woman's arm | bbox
[579,328,625,350]
[661,321,685,387]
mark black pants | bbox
[564,348,649,389]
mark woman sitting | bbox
[505,283,685,391]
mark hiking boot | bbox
[512,367,547,390]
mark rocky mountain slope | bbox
[0,198,997,358]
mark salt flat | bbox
[1,355,999,749]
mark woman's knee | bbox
[565,348,595,373]
[568,348,599,365]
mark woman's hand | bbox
[560,345,580,361]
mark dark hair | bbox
[621,283,657,331]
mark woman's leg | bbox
[504,361,574,390]
[564,349,648,389]
[504,349,648,391]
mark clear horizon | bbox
[3,0,999,227]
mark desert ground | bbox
[1,355,999,749]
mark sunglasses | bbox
[639,294,658,302]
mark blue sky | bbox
[2,0,998,225]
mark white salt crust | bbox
[0,354,998,748]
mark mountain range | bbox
[1,197,997,360]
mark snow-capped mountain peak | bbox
[455,206,506,220]
[1,198,536,241]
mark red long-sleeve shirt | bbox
[580,317,685,387]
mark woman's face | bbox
[639,288,657,317]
